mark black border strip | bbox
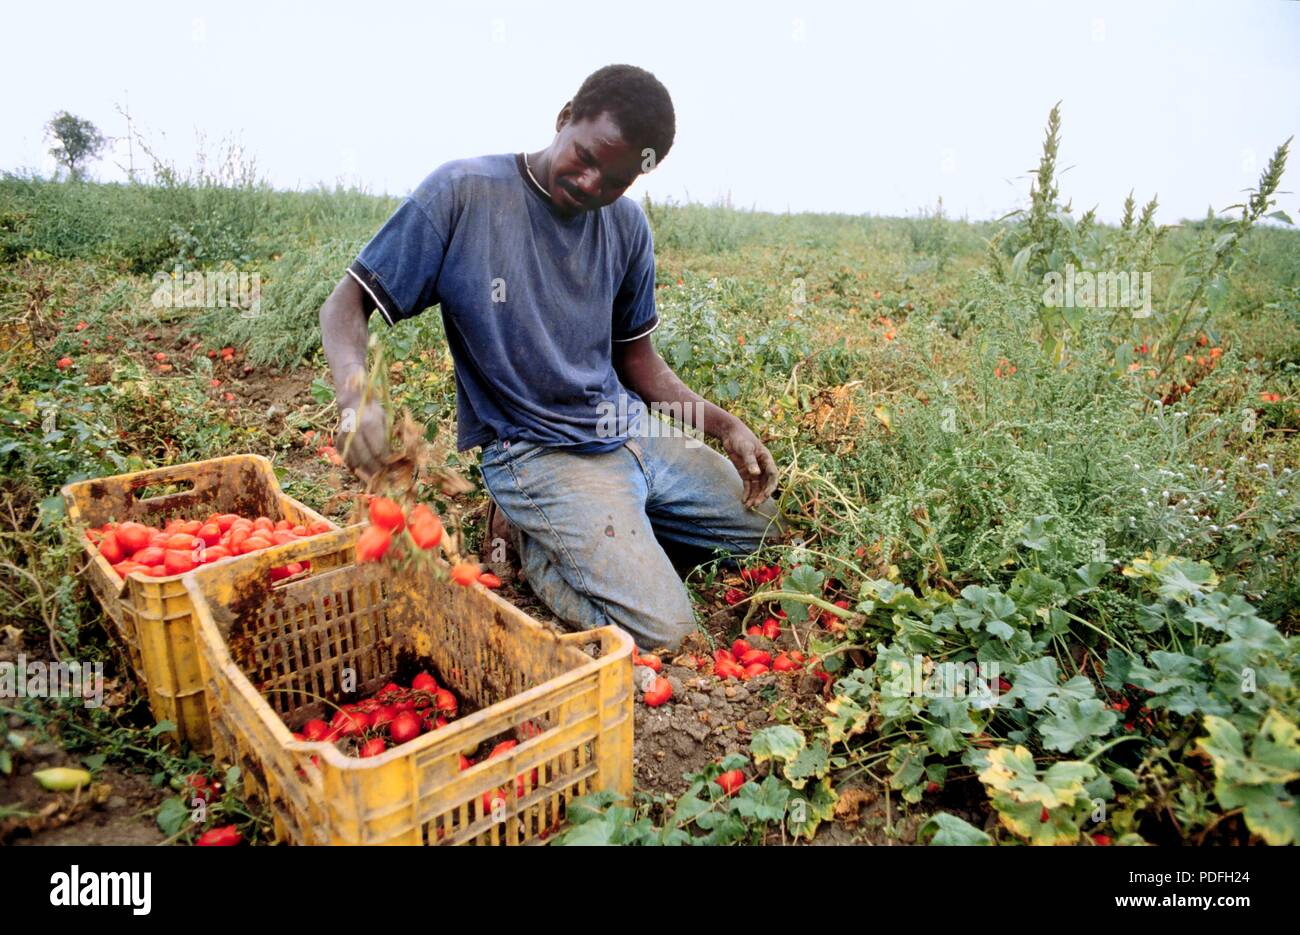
[347,260,399,326]
[612,315,660,343]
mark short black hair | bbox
[570,64,675,165]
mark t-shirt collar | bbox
[515,152,584,221]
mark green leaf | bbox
[156,796,190,837]
[1009,568,1067,612]
[733,775,790,823]
[1006,657,1061,711]
[782,740,831,790]
[787,777,837,840]
[920,812,993,846]
[823,695,870,744]
[785,564,824,596]
[888,744,927,790]
[925,723,963,757]
[38,495,66,528]
[1266,210,1293,225]
[750,726,804,767]
[1038,698,1118,753]
[1122,554,1218,603]
[81,753,107,772]
[1071,561,1111,593]
[148,720,176,738]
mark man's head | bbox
[536,64,675,216]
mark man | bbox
[319,64,782,650]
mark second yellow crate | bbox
[62,455,343,750]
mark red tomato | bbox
[739,649,771,667]
[271,530,296,545]
[407,504,443,549]
[633,653,662,672]
[195,825,242,846]
[368,496,406,533]
[642,676,672,707]
[359,738,387,758]
[274,518,292,531]
[772,653,800,672]
[742,662,770,678]
[715,769,745,796]
[459,754,472,771]
[762,617,782,640]
[301,719,330,742]
[240,535,273,554]
[307,520,332,535]
[388,711,422,744]
[449,562,479,586]
[411,672,438,692]
[370,704,397,729]
[178,520,202,535]
[330,709,369,736]
[111,561,148,579]
[115,522,151,553]
[434,689,458,716]
[713,659,745,680]
[356,525,391,563]
[488,740,517,758]
[163,550,196,575]
[477,572,501,589]
[186,773,216,803]
[252,516,274,533]
[98,530,125,564]
[197,523,221,546]
[731,639,752,659]
[166,533,196,551]
[203,545,231,562]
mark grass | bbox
[1,110,1297,845]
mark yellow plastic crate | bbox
[184,526,635,845]
[61,455,343,750]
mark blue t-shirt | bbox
[347,153,660,453]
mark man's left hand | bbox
[720,418,779,508]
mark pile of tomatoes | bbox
[86,512,333,580]
[291,672,459,758]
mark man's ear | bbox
[555,101,573,132]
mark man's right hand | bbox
[338,400,390,482]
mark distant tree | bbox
[46,111,106,179]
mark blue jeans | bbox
[479,432,784,650]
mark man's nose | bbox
[574,169,602,200]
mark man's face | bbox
[545,107,645,216]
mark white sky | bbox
[3,0,1297,223]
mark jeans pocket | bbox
[481,438,547,472]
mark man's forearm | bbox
[615,340,738,440]
[320,277,371,408]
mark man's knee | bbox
[604,587,697,652]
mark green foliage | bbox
[45,111,106,178]
[550,727,838,845]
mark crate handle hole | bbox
[134,479,198,503]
